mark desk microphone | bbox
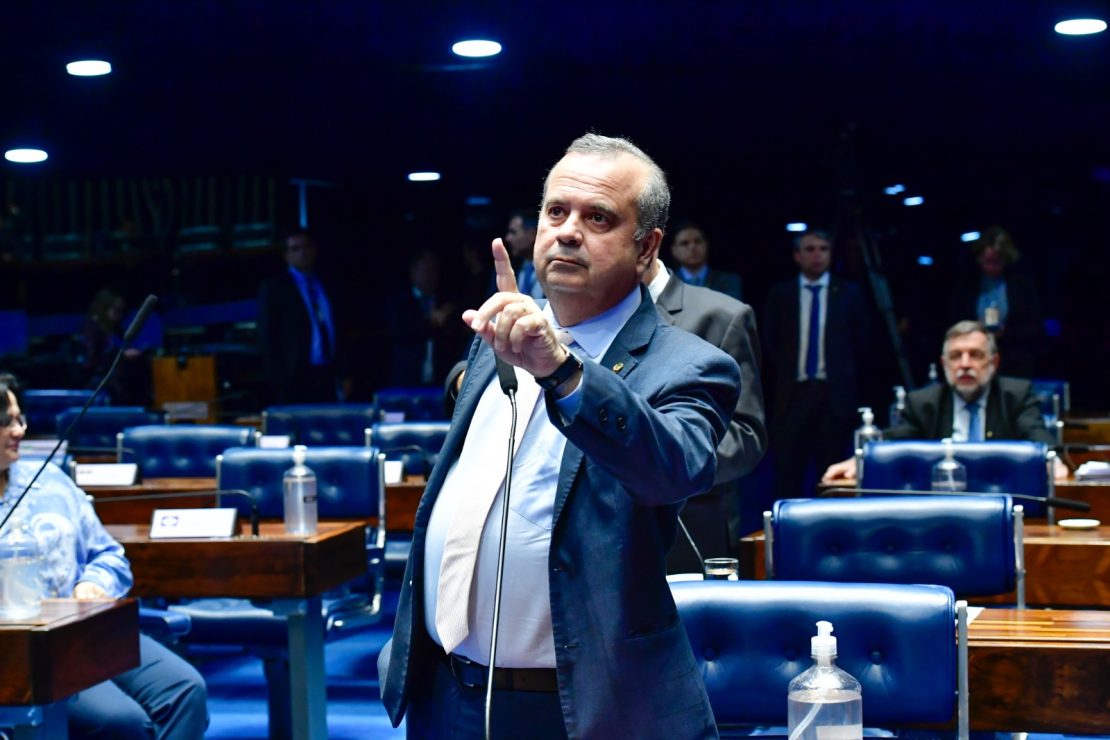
[822,486,1091,512]
[486,357,519,740]
[0,294,158,535]
[90,489,261,537]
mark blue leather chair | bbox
[373,386,447,421]
[671,579,968,739]
[262,403,378,446]
[22,389,107,434]
[764,494,1025,607]
[117,424,257,477]
[1030,377,1070,418]
[858,439,1054,519]
[56,407,165,451]
[365,420,450,478]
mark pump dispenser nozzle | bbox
[811,620,837,659]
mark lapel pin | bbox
[612,362,624,373]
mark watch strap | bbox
[535,351,583,392]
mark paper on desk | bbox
[966,606,984,623]
[1076,461,1110,480]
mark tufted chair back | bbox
[262,404,378,446]
[766,494,1024,606]
[671,580,967,736]
[373,386,447,421]
[859,440,1051,518]
[22,389,108,433]
[118,425,256,478]
[365,421,450,478]
[56,407,164,450]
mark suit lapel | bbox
[983,379,1004,439]
[935,384,956,438]
[654,273,683,325]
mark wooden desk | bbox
[0,599,139,736]
[386,476,424,532]
[738,524,1110,607]
[106,522,367,740]
[1056,478,1110,523]
[968,608,1110,732]
[87,477,219,523]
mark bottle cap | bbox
[858,407,873,425]
[811,620,837,658]
[292,445,307,465]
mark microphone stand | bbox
[89,489,261,537]
[486,359,519,740]
[0,294,158,535]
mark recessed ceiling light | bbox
[917,256,935,266]
[883,184,906,195]
[66,60,112,76]
[1055,18,1107,35]
[960,231,981,243]
[903,196,925,207]
[451,40,502,58]
[785,222,808,232]
[407,172,441,182]
[5,148,48,163]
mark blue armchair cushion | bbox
[120,425,255,478]
[56,407,164,449]
[23,389,106,432]
[262,404,378,446]
[366,421,450,477]
[373,386,447,421]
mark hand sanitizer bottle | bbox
[927,362,939,385]
[931,437,967,492]
[889,386,906,426]
[283,445,318,535]
[853,407,882,454]
[787,620,863,740]
[0,515,43,620]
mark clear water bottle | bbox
[853,407,882,454]
[283,445,318,535]
[787,620,862,740]
[931,437,967,492]
[927,362,939,385]
[0,515,43,620]
[889,386,906,427]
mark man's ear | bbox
[638,228,663,270]
[990,352,1001,371]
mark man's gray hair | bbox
[943,320,998,356]
[548,133,670,242]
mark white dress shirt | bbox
[950,391,989,442]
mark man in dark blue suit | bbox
[763,229,868,500]
[380,134,739,739]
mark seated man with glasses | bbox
[0,372,209,740]
[822,320,1065,482]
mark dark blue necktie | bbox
[305,278,332,362]
[966,401,982,442]
[805,284,822,379]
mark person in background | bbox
[384,250,466,387]
[669,221,742,300]
[0,373,208,739]
[949,226,1044,378]
[504,209,544,299]
[82,288,149,405]
[822,320,1066,481]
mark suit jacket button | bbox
[599,408,608,422]
[616,416,627,431]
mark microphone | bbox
[823,486,1091,513]
[0,295,159,535]
[486,355,520,740]
[90,488,261,537]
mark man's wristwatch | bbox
[535,351,584,392]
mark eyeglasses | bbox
[0,413,27,431]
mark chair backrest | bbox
[1030,378,1070,417]
[365,421,450,477]
[216,446,384,522]
[22,389,108,433]
[56,407,165,449]
[860,439,1050,517]
[262,404,378,446]
[373,386,447,422]
[768,495,1022,603]
[672,580,963,731]
[118,425,257,477]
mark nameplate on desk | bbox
[259,435,291,449]
[76,464,139,487]
[381,411,405,423]
[149,508,239,538]
[383,460,404,484]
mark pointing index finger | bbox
[492,238,520,294]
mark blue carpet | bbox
[200,591,405,739]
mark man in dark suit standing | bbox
[762,228,868,500]
[670,221,743,300]
[823,320,1065,481]
[257,229,343,404]
[381,134,738,739]
[644,257,767,569]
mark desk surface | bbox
[107,521,369,599]
[0,598,139,705]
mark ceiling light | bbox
[466,195,492,206]
[883,184,906,195]
[407,172,441,182]
[903,196,925,207]
[1055,18,1107,35]
[960,231,981,243]
[785,222,807,232]
[917,256,935,266]
[66,60,112,76]
[452,40,502,58]
[4,148,48,163]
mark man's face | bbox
[535,152,659,324]
[504,216,537,260]
[671,227,708,270]
[284,234,317,272]
[1,391,26,472]
[793,234,832,280]
[977,243,1006,279]
[942,331,1000,401]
